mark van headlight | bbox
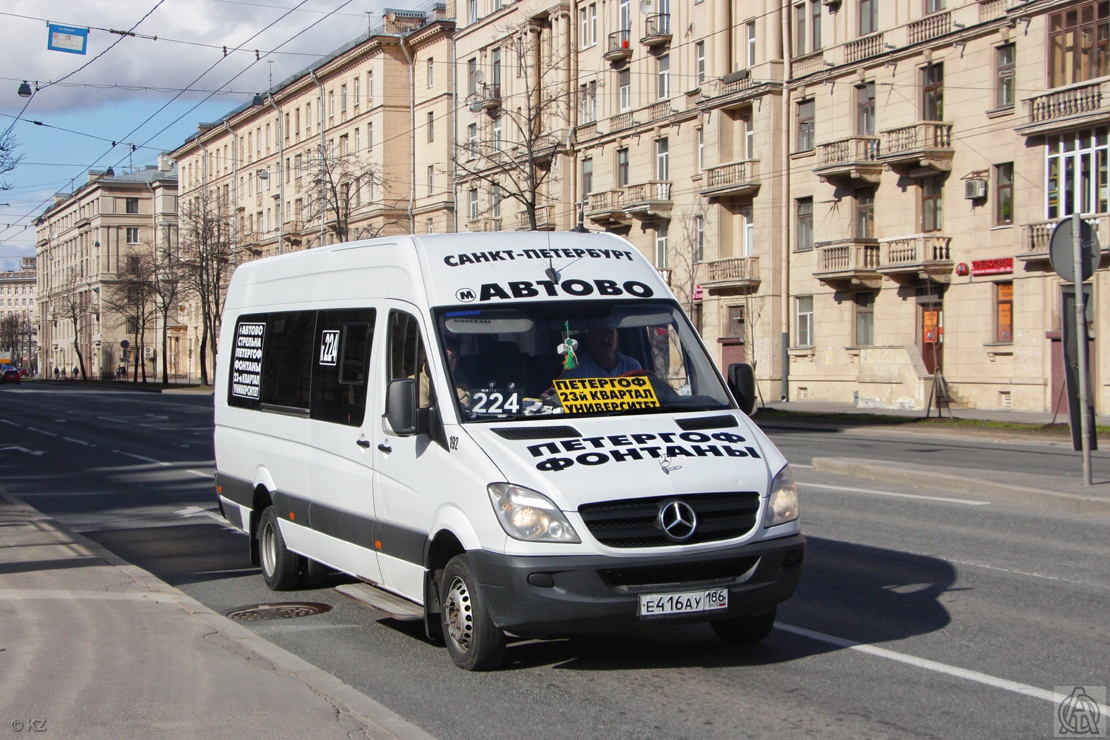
[764,465,799,527]
[488,483,581,543]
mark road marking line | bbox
[776,622,1110,714]
[28,427,58,437]
[63,437,94,447]
[946,558,1095,588]
[1,419,19,427]
[115,451,167,466]
[799,481,990,506]
[186,469,213,479]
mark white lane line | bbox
[63,437,94,447]
[28,427,58,437]
[946,558,1095,588]
[115,451,167,466]
[776,622,1110,715]
[186,469,213,479]
[798,480,990,506]
[1,419,19,427]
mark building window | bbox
[341,84,347,115]
[727,305,745,340]
[619,69,631,112]
[856,187,875,238]
[580,82,597,123]
[922,176,944,232]
[996,282,1013,343]
[923,63,944,121]
[492,47,502,88]
[367,71,374,103]
[695,41,706,85]
[493,116,503,151]
[427,165,435,196]
[582,157,593,197]
[617,147,629,186]
[796,1,822,55]
[855,292,875,346]
[796,296,814,347]
[469,188,479,220]
[1049,2,1110,88]
[741,206,755,256]
[996,163,1014,225]
[655,223,669,268]
[125,197,139,214]
[746,21,756,68]
[427,58,434,88]
[696,128,704,172]
[655,138,669,181]
[857,82,875,136]
[427,112,435,142]
[468,0,478,24]
[493,185,502,217]
[467,123,478,159]
[696,215,705,262]
[860,0,878,36]
[996,44,1016,109]
[1046,127,1109,218]
[353,77,359,107]
[796,197,814,252]
[126,227,140,244]
[468,58,478,96]
[580,3,597,47]
[797,99,815,152]
[744,115,755,158]
[620,0,631,32]
[657,54,670,100]
[926,0,946,13]
[367,123,373,150]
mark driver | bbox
[562,326,641,378]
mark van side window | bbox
[388,311,432,409]
[311,308,376,426]
[260,311,316,410]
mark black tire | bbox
[439,555,505,670]
[711,606,777,645]
[258,506,303,591]
[300,558,329,589]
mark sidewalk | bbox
[757,399,1110,517]
[0,494,432,740]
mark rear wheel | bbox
[258,506,303,591]
[440,556,505,670]
[711,606,777,645]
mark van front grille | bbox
[578,492,760,548]
[598,556,759,588]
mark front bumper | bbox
[467,533,805,637]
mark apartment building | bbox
[34,162,178,379]
[0,257,37,371]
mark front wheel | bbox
[440,555,505,670]
[258,506,303,591]
[711,606,777,645]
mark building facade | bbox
[159,0,1106,410]
[0,257,37,372]
[34,162,178,380]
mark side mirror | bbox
[385,378,417,436]
[727,363,757,415]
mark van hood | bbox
[463,413,785,511]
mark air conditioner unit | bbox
[964,178,987,200]
[144,347,154,359]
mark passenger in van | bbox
[562,326,641,379]
[443,334,470,406]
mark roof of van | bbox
[225,232,673,311]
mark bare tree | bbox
[103,251,157,382]
[179,193,235,385]
[453,20,574,230]
[0,131,23,190]
[149,233,187,386]
[0,314,19,360]
[54,267,96,380]
[300,144,387,243]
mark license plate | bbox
[639,588,728,617]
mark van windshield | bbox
[434,300,734,422]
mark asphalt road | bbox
[2,384,1107,738]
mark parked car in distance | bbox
[17,367,29,378]
[1,368,21,384]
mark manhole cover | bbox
[226,602,333,620]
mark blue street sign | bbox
[48,24,88,55]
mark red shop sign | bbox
[971,258,1013,276]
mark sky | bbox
[0,0,424,271]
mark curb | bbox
[811,457,1110,518]
[1,493,434,740]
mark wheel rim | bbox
[260,518,277,577]
[443,575,474,653]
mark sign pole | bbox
[1072,212,1093,485]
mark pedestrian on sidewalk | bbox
[53,367,59,380]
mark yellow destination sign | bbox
[554,376,660,414]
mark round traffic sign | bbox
[1049,217,1100,283]
[120,339,130,349]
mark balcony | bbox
[466,217,502,232]
[586,189,630,225]
[813,137,882,184]
[846,33,883,64]
[641,14,671,48]
[877,122,953,174]
[792,50,826,78]
[621,180,672,219]
[645,100,673,122]
[609,111,638,132]
[979,0,1026,22]
[700,256,761,295]
[604,30,633,63]
[1015,77,1110,137]
[908,11,951,44]
[1018,215,1109,263]
[480,84,502,113]
[812,239,882,289]
[700,160,761,199]
[877,233,954,284]
[516,204,556,231]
